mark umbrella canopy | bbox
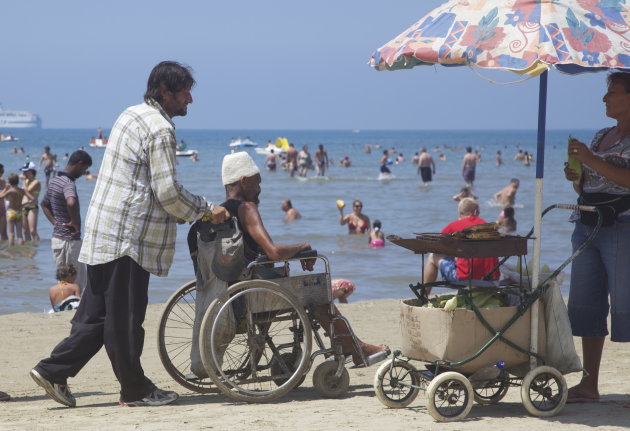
[370,0,630,76]
[369,0,630,369]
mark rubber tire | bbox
[200,280,312,403]
[520,366,567,417]
[373,359,420,408]
[313,360,350,398]
[157,280,217,393]
[426,371,474,422]
[271,353,306,388]
[473,379,509,405]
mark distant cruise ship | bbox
[0,104,42,128]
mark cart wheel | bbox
[200,281,312,403]
[520,366,567,417]
[157,280,217,393]
[313,360,350,398]
[271,352,306,388]
[473,378,509,405]
[373,359,421,408]
[426,372,474,422]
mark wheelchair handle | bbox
[554,203,596,212]
[255,249,318,264]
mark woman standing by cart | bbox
[564,72,630,407]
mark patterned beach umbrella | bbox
[369,0,630,311]
[371,0,630,76]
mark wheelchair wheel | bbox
[157,280,217,393]
[313,359,350,398]
[426,372,474,422]
[373,359,420,408]
[200,280,312,403]
[520,366,567,417]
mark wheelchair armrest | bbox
[255,249,318,264]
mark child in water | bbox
[368,219,385,248]
[497,207,517,233]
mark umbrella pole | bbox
[530,70,548,369]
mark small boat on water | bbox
[229,137,258,148]
[0,134,19,142]
[89,138,108,148]
[254,137,289,155]
[176,149,198,157]
[89,128,108,147]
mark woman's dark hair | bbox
[503,207,515,219]
[144,61,196,103]
[373,219,382,229]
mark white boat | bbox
[0,104,42,128]
[0,135,19,142]
[176,149,198,157]
[229,138,258,148]
[254,137,289,155]
[89,138,107,148]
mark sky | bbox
[0,0,615,130]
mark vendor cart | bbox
[373,204,602,422]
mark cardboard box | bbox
[400,298,546,374]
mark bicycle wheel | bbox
[157,280,217,393]
[200,280,312,403]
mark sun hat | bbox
[20,161,37,172]
[222,152,260,185]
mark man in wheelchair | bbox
[189,152,388,379]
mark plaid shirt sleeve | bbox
[147,128,210,222]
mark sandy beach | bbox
[1,298,628,431]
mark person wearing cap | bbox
[212,152,388,366]
[30,61,230,409]
[20,161,41,241]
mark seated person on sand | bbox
[190,152,387,376]
[422,198,499,292]
[49,263,81,313]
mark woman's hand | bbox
[563,162,581,182]
[568,138,592,163]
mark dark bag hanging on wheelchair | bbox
[578,192,630,226]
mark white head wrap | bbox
[222,151,260,185]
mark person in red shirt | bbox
[422,198,499,289]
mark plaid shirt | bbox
[79,99,212,276]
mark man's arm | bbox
[239,201,310,261]
[148,131,227,223]
[65,196,81,233]
[40,196,56,225]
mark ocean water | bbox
[0,128,597,315]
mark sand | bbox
[1,299,628,431]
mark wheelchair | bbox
[158,250,388,403]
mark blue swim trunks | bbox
[439,257,458,282]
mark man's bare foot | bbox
[352,342,389,366]
[567,384,600,403]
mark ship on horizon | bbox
[0,104,42,128]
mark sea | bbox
[0,128,598,315]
